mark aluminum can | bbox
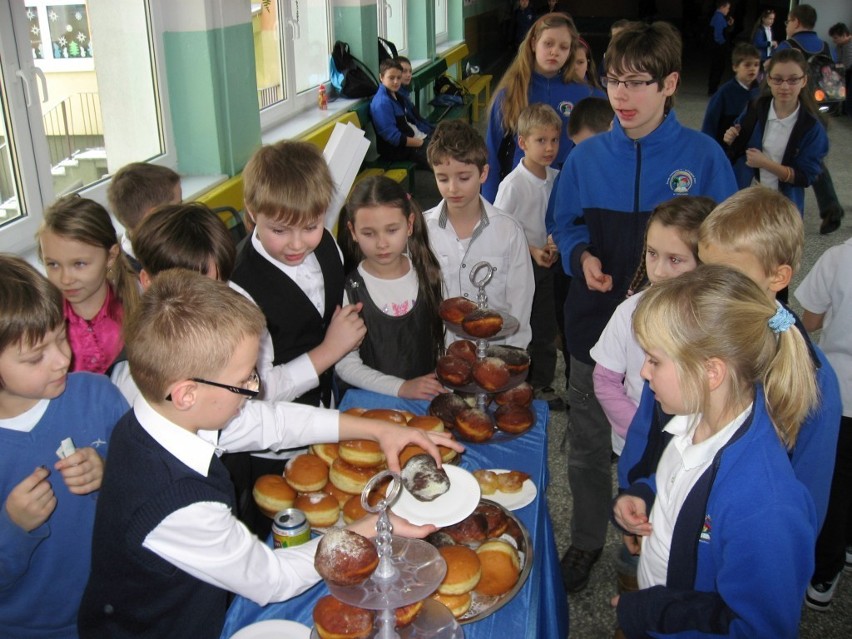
[272,508,311,548]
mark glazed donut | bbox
[310,442,340,467]
[425,530,457,548]
[329,458,380,495]
[462,308,503,338]
[437,545,482,595]
[428,392,468,429]
[475,539,520,596]
[284,454,329,493]
[401,454,451,502]
[361,408,409,424]
[442,512,488,545]
[438,296,478,324]
[472,357,510,392]
[496,470,530,494]
[323,481,352,507]
[486,345,531,375]
[473,469,499,495]
[343,407,368,417]
[341,487,385,524]
[313,595,374,639]
[394,600,424,629]
[447,339,478,364]
[314,529,379,587]
[493,382,534,407]
[431,591,472,618]
[399,444,427,467]
[454,408,495,443]
[494,403,535,435]
[407,414,445,433]
[474,501,509,538]
[294,491,340,528]
[251,474,296,518]
[439,445,459,465]
[436,355,473,387]
[339,439,385,468]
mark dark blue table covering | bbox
[220,390,569,639]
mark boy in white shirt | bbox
[494,103,561,402]
[424,119,534,349]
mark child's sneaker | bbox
[845,546,852,574]
[805,571,842,610]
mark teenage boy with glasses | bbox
[551,20,736,594]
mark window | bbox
[1,0,172,252]
[435,0,448,45]
[377,0,407,55]
[254,0,331,127]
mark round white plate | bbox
[480,469,537,511]
[390,464,480,526]
[230,619,311,639]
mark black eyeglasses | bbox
[602,77,660,91]
[166,369,261,401]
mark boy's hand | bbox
[5,467,57,532]
[311,304,367,374]
[370,420,464,473]
[723,123,740,146]
[55,447,104,495]
[346,511,437,539]
[581,254,613,292]
[530,245,555,268]
[399,373,447,400]
[622,533,642,555]
[613,494,652,537]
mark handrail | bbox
[41,92,103,166]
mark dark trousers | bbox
[813,163,844,219]
[553,257,570,386]
[708,42,728,94]
[528,259,558,389]
[813,415,852,582]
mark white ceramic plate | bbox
[390,464,480,526]
[479,469,537,511]
[230,619,311,639]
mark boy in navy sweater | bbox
[701,43,761,145]
[78,271,453,639]
[551,20,736,593]
[0,255,127,639]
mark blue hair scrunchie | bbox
[769,306,795,334]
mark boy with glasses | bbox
[79,270,458,639]
[551,20,736,593]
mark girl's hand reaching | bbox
[5,467,57,532]
[398,373,447,400]
[613,494,652,537]
[722,123,740,146]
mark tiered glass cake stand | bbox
[312,471,463,639]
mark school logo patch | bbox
[558,101,574,117]
[699,514,712,543]
[668,169,695,194]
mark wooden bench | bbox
[461,73,493,123]
[351,101,416,194]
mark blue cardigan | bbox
[700,77,759,145]
[617,386,817,638]
[729,95,828,214]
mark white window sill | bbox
[261,97,363,145]
[436,39,463,56]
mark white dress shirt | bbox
[137,396,325,605]
[493,160,558,249]
[760,100,799,191]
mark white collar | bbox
[664,404,753,470]
[133,394,218,477]
[768,100,800,124]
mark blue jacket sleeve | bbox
[700,92,724,139]
[791,119,828,187]
[618,381,657,489]
[544,171,561,236]
[0,508,49,588]
[483,94,509,203]
[370,90,406,148]
[551,157,590,277]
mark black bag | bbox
[378,37,398,64]
[434,74,466,98]
[331,41,379,99]
[786,39,846,104]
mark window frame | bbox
[377,0,407,56]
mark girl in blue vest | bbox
[336,176,446,400]
[483,12,605,201]
[724,48,828,215]
[613,265,818,638]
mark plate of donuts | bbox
[231,619,311,639]
[474,469,537,511]
[389,464,481,527]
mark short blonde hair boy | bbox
[124,269,265,401]
[243,140,334,225]
[699,186,803,276]
[517,103,563,138]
